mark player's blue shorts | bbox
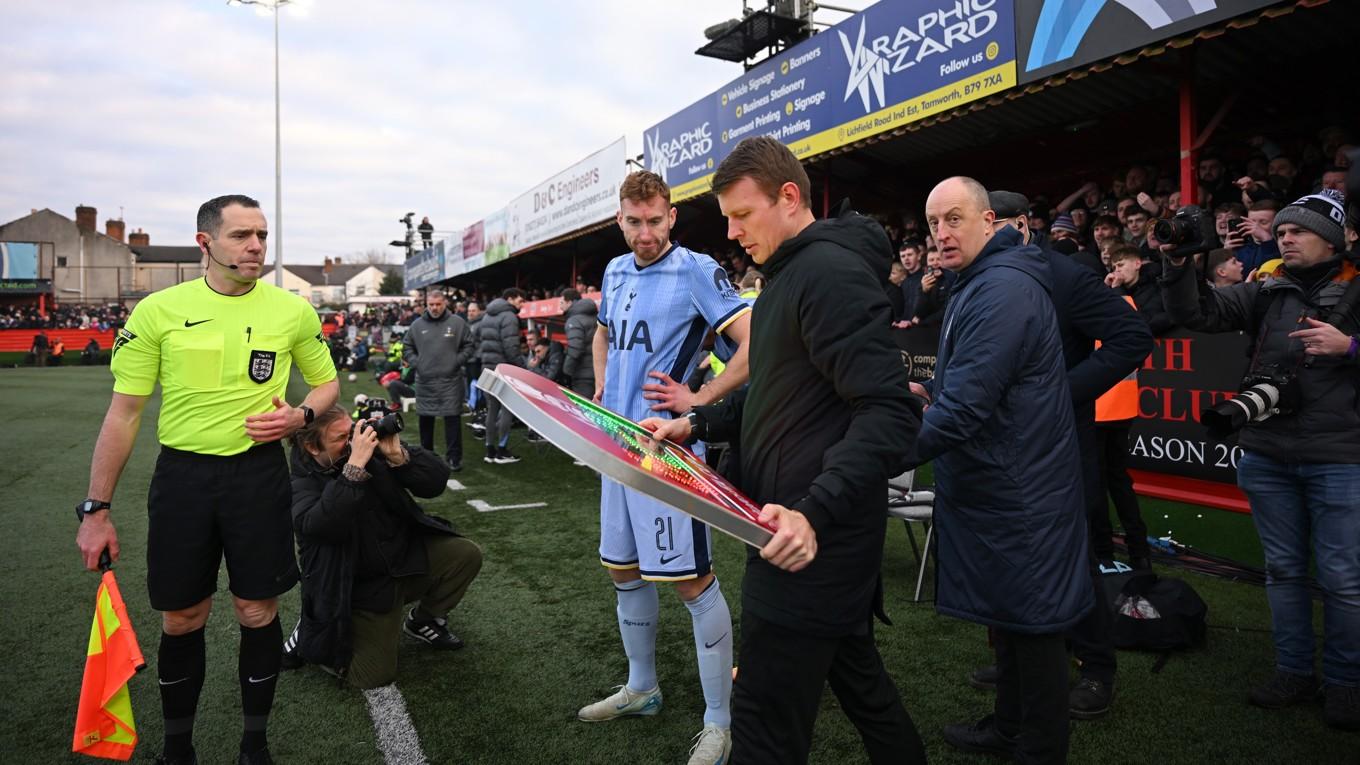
[599,476,712,581]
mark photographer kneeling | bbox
[284,404,482,689]
[1159,190,1359,730]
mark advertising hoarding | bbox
[1015,0,1282,84]
[644,0,1018,201]
[509,137,627,254]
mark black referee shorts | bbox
[146,441,299,611]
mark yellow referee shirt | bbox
[111,277,336,456]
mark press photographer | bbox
[1158,189,1359,730]
[283,404,482,689]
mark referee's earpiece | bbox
[204,243,239,270]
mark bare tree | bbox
[355,248,391,265]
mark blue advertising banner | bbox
[644,0,1017,201]
[1015,0,1281,84]
[404,245,444,290]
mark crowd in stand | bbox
[880,126,1355,330]
[0,303,129,330]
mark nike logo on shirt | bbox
[184,319,213,327]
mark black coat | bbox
[531,341,565,383]
[1128,262,1174,336]
[289,442,455,670]
[478,298,525,367]
[1161,256,1360,463]
[1044,251,1154,412]
[698,207,920,637]
[561,298,598,388]
[900,269,926,320]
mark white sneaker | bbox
[686,723,731,765]
[577,685,663,722]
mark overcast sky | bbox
[1,1,864,264]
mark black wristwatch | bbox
[301,404,315,425]
[75,499,111,522]
[685,410,706,443]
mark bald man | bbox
[913,177,1091,764]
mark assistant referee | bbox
[75,194,339,765]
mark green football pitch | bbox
[1,367,1351,763]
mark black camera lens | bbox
[1153,218,1186,245]
[371,412,404,437]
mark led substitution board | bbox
[478,365,774,548]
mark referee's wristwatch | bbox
[75,499,111,522]
[300,404,315,425]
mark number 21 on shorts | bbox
[654,516,675,551]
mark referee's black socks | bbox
[158,627,207,758]
[239,615,283,756]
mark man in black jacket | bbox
[283,405,482,689]
[528,335,565,383]
[644,136,925,765]
[559,288,597,397]
[478,288,527,464]
[1106,243,1174,335]
[1160,191,1360,730]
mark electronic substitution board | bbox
[478,365,774,548]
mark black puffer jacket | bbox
[289,442,455,671]
[698,206,920,637]
[1161,257,1360,463]
[478,298,524,368]
[561,297,598,389]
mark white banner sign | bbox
[509,137,626,255]
[441,236,464,279]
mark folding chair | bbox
[887,469,935,602]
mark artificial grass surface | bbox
[1,366,1351,763]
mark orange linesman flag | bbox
[72,570,146,760]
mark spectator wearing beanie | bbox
[1050,214,1080,242]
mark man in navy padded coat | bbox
[960,191,1155,722]
[915,177,1092,764]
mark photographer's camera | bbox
[354,398,404,438]
[1151,204,1216,259]
[1202,365,1300,439]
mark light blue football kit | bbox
[593,242,748,732]
[597,243,749,579]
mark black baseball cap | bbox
[988,190,1030,219]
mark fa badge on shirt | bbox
[249,350,276,383]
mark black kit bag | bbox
[1109,573,1208,665]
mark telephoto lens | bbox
[1201,382,1280,439]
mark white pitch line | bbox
[445,479,465,491]
[467,499,548,513]
[364,684,429,765]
